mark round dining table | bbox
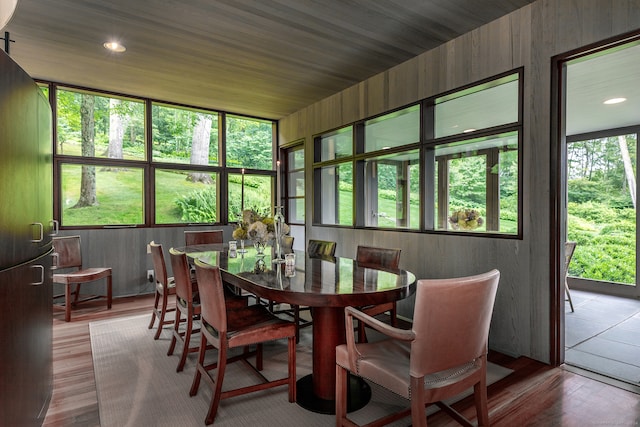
[178,244,416,414]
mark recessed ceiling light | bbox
[103,41,126,53]
[463,128,476,133]
[603,97,626,105]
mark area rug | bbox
[90,314,512,427]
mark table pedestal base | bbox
[296,374,371,414]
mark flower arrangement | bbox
[232,208,290,245]
[448,209,484,230]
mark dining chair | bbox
[148,241,178,340]
[168,247,249,371]
[307,239,337,258]
[189,259,297,425]
[565,241,577,312]
[184,229,224,246]
[336,269,500,427]
[355,245,401,342]
[166,248,203,372]
[52,235,112,322]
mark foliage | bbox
[567,135,637,285]
[174,185,217,223]
[232,209,289,244]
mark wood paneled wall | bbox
[278,0,640,363]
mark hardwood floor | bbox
[44,295,640,426]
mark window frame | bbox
[45,81,278,230]
[312,68,523,238]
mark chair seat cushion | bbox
[336,340,481,399]
[203,305,295,348]
[53,267,111,284]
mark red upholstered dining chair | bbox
[336,269,500,427]
[148,241,178,340]
[189,259,297,425]
[51,235,112,322]
[355,245,401,342]
[184,229,224,246]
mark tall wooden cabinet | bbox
[0,50,53,427]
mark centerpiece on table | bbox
[448,208,484,231]
[232,208,290,256]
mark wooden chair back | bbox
[169,248,194,304]
[356,245,401,269]
[194,259,228,340]
[52,235,83,270]
[149,241,170,289]
[185,230,223,246]
[307,239,336,257]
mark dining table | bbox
[178,243,416,414]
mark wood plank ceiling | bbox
[4,0,534,119]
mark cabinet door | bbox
[0,252,53,427]
[0,51,53,269]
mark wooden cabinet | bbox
[0,49,53,427]
[0,253,53,426]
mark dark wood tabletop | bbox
[177,243,417,413]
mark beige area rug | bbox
[90,314,512,427]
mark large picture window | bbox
[51,85,277,228]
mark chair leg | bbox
[148,290,160,329]
[204,346,228,425]
[335,364,348,426]
[294,305,301,343]
[73,283,82,305]
[190,334,207,397]
[154,292,169,340]
[288,336,296,402]
[176,314,193,372]
[410,376,427,427]
[106,274,112,309]
[167,307,181,356]
[565,280,574,312]
[65,284,72,322]
[474,381,490,427]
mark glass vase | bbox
[272,205,286,264]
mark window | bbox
[285,145,305,225]
[312,70,521,236]
[314,162,353,226]
[435,74,519,138]
[318,127,352,161]
[155,168,219,224]
[361,149,420,229]
[60,163,144,226]
[56,88,145,160]
[364,105,420,152]
[51,85,277,228]
[228,172,273,223]
[226,115,274,170]
[433,132,519,233]
[152,104,219,165]
[432,71,521,235]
